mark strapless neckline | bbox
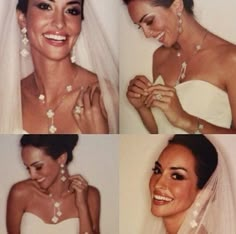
[22,212,79,225]
[155,75,227,94]
[21,212,80,234]
[152,75,232,133]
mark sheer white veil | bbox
[0,0,118,133]
[143,138,236,234]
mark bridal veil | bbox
[0,0,118,133]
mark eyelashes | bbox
[36,2,81,16]
[152,166,186,180]
[66,8,81,16]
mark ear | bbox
[16,9,27,29]
[57,153,68,166]
[171,0,184,14]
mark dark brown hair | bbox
[20,134,79,165]
[16,0,85,19]
[168,135,218,189]
[123,0,194,15]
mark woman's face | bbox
[127,0,180,47]
[18,0,82,61]
[149,144,199,221]
[22,146,62,189]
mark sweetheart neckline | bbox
[155,75,227,94]
[23,212,79,225]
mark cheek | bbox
[172,182,198,203]
[149,175,156,193]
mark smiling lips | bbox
[44,33,67,41]
[37,177,45,183]
[155,31,165,42]
[152,193,173,205]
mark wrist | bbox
[177,113,198,133]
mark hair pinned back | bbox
[20,134,79,164]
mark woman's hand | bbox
[69,175,89,209]
[126,75,152,110]
[73,85,109,133]
[145,84,188,127]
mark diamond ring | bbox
[156,93,163,101]
[74,105,84,114]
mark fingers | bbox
[91,87,101,107]
[128,75,152,96]
[144,86,176,108]
[147,84,175,93]
[69,175,88,192]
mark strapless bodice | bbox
[152,76,232,133]
[20,212,79,234]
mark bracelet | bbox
[194,118,204,134]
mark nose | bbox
[154,174,169,190]
[52,11,65,30]
[29,168,38,180]
[142,27,153,38]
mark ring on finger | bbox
[74,105,84,114]
[156,93,163,101]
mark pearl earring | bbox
[20,27,29,57]
[177,12,183,34]
[60,164,67,182]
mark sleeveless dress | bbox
[20,212,79,234]
[152,76,232,133]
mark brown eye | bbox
[172,173,185,180]
[37,2,52,10]
[152,166,161,174]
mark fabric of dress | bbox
[20,212,79,234]
[0,0,118,133]
[142,140,236,234]
[152,76,232,133]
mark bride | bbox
[0,0,118,134]
[120,134,236,233]
[122,0,236,133]
[7,134,100,234]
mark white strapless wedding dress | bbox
[20,212,79,234]
[152,76,232,133]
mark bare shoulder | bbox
[76,65,99,87]
[153,46,172,66]
[8,180,37,201]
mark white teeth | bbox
[155,32,165,41]
[44,34,66,41]
[37,178,45,183]
[153,194,173,202]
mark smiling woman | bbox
[6,134,100,234]
[0,0,118,134]
[120,134,236,234]
[120,0,236,134]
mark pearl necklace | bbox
[176,31,208,84]
[34,72,77,134]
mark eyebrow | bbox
[48,0,81,5]
[155,161,162,167]
[170,167,188,172]
[138,13,151,23]
[24,161,42,167]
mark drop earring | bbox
[20,27,29,57]
[177,12,183,34]
[70,45,76,63]
[60,164,67,182]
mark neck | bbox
[176,12,208,58]
[32,53,77,103]
[163,212,186,234]
[47,172,70,200]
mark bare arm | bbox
[7,183,27,234]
